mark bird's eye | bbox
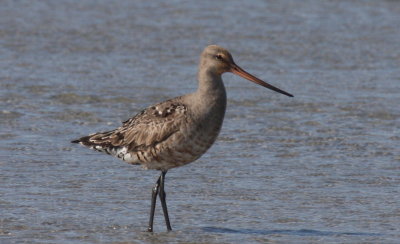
[215,54,223,60]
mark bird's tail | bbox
[71,131,121,155]
[71,135,94,146]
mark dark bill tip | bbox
[231,65,293,97]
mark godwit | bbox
[71,45,293,232]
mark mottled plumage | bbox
[71,45,293,232]
[73,97,190,170]
[72,91,226,171]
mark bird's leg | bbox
[147,175,161,232]
[159,170,172,231]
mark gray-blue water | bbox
[1,0,399,243]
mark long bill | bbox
[231,64,293,97]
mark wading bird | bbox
[71,45,293,232]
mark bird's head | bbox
[200,45,293,97]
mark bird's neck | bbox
[190,68,227,119]
[196,68,226,98]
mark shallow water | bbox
[1,0,399,243]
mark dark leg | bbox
[159,170,172,231]
[147,175,161,232]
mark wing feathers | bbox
[72,98,188,157]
